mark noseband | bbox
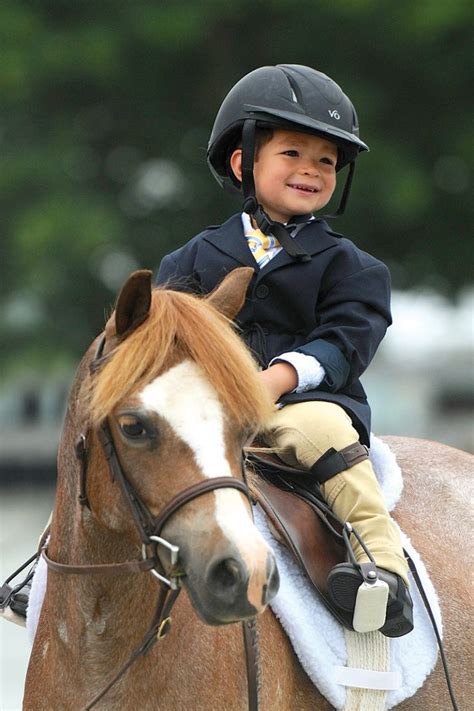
[41,336,260,710]
[43,421,251,584]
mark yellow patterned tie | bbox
[247,227,281,268]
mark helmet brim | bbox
[244,104,369,155]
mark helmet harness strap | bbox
[240,120,312,263]
[323,160,356,219]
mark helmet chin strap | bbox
[240,120,311,263]
[240,120,356,239]
[323,160,355,219]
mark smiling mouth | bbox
[288,184,320,193]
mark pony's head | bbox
[83,267,278,623]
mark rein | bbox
[43,400,260,709]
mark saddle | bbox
[246,448,351,628]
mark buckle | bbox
[157,616,172,640]
[142,536,180,590]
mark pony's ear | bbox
[113,270,153,337]
[207,267,254,320]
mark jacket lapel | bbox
[202,214,256,267]
[259,219,339,276]
[202,214,340,275]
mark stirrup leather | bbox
[310,443,390,632]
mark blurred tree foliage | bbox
[1,0,472,372]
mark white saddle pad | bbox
[27,436,441,709]
[254,434,442,710]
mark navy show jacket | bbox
[156,213,392,445]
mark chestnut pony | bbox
[24,268,472,710]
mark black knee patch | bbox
[310,443,369,484]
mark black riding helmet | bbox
[207,65,369,261]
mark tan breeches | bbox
[262,401,409,585]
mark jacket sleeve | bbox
[295,262,392,392]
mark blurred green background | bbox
[0,6,472,703]
[1,0,472,372]
[0,0,473,467]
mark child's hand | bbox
[259,362,298,403]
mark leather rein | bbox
[42,337,260,711]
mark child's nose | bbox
[301,161,319,176]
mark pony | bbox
[23,267,473,710]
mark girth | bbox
[247,446,460,711]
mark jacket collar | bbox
[202,214,256,267]
[260,219,340,274]
[203,213,340,271]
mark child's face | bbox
[231,129,338,223]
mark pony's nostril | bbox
[210,558,243,591]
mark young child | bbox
[157,64,413,637]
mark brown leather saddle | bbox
[246,448,351,627]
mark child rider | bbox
[156,64,413,637]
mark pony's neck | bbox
[48,477,162,683]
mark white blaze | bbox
[140,360,269,588]
[140,360,231,478]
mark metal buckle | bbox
[142,536,180,590]
[157,616,172,640]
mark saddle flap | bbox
[249,474,348,623]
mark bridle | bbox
[41,336,260,710]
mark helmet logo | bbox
[328,109,340,120]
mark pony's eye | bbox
[119,417,147,439]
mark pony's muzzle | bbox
[205,549,279,615]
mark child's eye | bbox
[321,156,336,166]
[282,150,299,157]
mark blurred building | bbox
[0,377,67,485]
[364,288,474,452]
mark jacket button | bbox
[255,284,269,299]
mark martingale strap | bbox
[84,586,181,711]
[243,618,259,711]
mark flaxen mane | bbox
[88,286,273,428]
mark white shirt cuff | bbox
[270,351,326,393]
